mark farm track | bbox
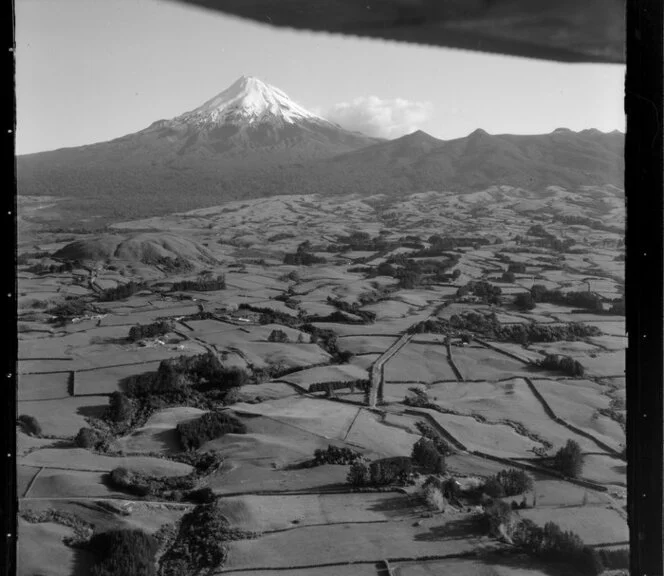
[369,333,413,408]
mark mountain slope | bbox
[17,76,623,227]
[311,127,624,194]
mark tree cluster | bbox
[177,411,247,451]
[507,262,527,273]
[300,324,352,363]
[411,437,446,473]
[312,445,364,466]
[347,456,413,487]
[27,260,75,275]
[98,281,148,302]
[283,251,327,265]
[128,320,172,342]
[159,504,230,576]
[75,427,108,450]
[327,231,394,253]
[530,285,605,312]
[267,329,290,343]
[326,297,376,323]
[105,353,249,430]
[408,314,599,346]
[481,468,533,498]
[17,251,51,265]
[170,275,226,292]
[107,466,196,498]
[551,439,584,477]
[415,421,454,455]
[238,303,299,327]
[17,414,42,437]
[539,354,585,377]
[48,298,88,322]
[456,281,502,304]
[514,292,535,310]
[482,504,603,575]
[88,529,158,576]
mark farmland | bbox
[17,189,626,575]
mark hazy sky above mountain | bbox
[16,0,625,155]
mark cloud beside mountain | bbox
[324,96,433,138]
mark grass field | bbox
[337,335,399,355]
[519,506,628,545]
[419,409,544,458]
[112,406,209,453]
[18,372,71,401]
[344,409,420,457]
[74,361,162,395]
[531,379,624,452]
[27,469,129,499]
[425,379,608,453]
[581,454,626,487]
[385,344,457,383]
[17,190,627,573]
[18,396,108,437]
[221,520,485,570]
[18,519,94,576]
[533,341,603,357]
[392,556,565,576]
[232,397,360,441]
[450,347,536,381]
[22,448,194,476]
[220,565,378,576]
[576,351,625,377]
[281,364,368,387]
[215,492,411,532]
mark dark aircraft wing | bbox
[170,0,625,64]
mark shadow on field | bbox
[368,494,418,517]
[475,552,578,576]
[612,463,627,475]
[75,404,108,419]
[71,546,96,576]
[414,515,481,541]
[153,428,182,453]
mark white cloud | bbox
[324,96,433,138]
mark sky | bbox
[16,0,626,155]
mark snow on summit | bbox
[175,75,326,126]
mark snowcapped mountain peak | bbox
[175,75,326,127]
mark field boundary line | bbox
[22,466,43,498]
[591,541,630,548]
[342,406,364,442]
[217,551,481,573]
[260,519,391,535]
[403,409,468,452]
[445,342,464,381]
[18,396,73,403]
[467,450,609,492]
[472,337,533,364]
[17,357,74,362]
[213,487,402,498]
